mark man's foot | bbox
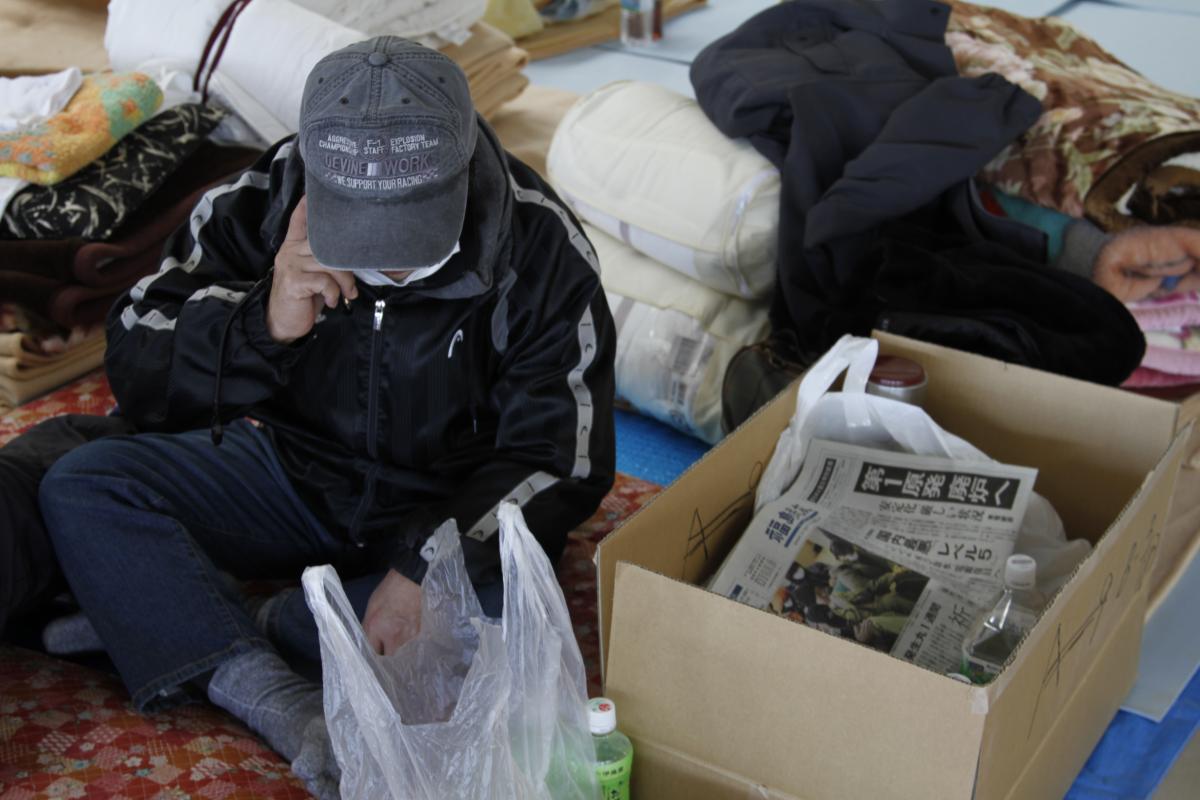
[208,649,341,796]
[292,716,341,800]
[42,611,104,655]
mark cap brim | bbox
[305,168,468,270]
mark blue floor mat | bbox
[1068,666,1200,799]
[614,408,709,486]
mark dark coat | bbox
[691,0,1143,383]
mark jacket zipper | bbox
[348,298,387,545]
[367,299,386,459]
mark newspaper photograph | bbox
[708,440,1040,673]
[710,507,982,673]
[787,439,1037,600]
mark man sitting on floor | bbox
[39,37,615,797]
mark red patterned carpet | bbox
[0,371,115,447]
[0,372,663,798]
[0,647,312,799]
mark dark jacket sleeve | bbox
[105,141,306,432]
[987,186,1111,279]
[392,231,617,588]
[1055,219,1110,281]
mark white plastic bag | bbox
[757,335,1090,594]
[302,504,599,800]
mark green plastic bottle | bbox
[589,697,633,800]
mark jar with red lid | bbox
[865,355,927,407]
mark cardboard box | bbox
[596,333,1191,800]
[1147,390,1200,612]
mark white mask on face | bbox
[353,268,403,287]
[352,240,461,288]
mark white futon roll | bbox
[591,224,770,444]
[549,81,780,301]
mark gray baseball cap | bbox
[298,36,477,270]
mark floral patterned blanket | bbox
[948,0,1200,231]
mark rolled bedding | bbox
[549,81,779,301]
[590,223,770,444]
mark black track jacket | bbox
[104,118,616,587]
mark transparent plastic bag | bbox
[302,503,599,800]
[756,335,1089,594]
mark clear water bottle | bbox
[961,554,1046,684]
[620,0,660,47]
[589,697,633,800]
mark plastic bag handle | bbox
[303,565,369,652]
[755,336,879,511]
[498,502,575,650]
[792,335,877,425]
[301,565,397,715]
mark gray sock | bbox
[208,649,341,794]
[292,716,342,800]
[42,611,105,655]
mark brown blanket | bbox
[442,23,532,120]
[0,330,105,413]
[0,144,261,327]
[519,0,705,60]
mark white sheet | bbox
[0,68,82,133]
[106,0,364,142]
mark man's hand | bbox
[267,196,359,343]
[1093,226,1200,303]
[363,569,423,656]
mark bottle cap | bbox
[1004,554,1037,591]
[588,697,617,735]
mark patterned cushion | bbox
[0,74,162,186]
[0,372,664,792]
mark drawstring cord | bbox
[194,0,254,104]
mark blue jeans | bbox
[39,420,500,710]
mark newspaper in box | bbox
[709,438,1038,675]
